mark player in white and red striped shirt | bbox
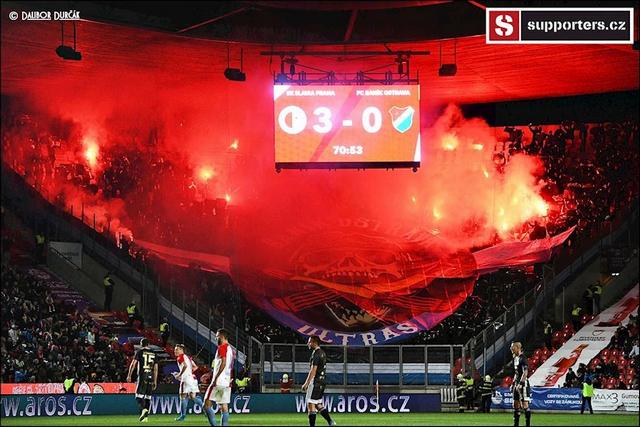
[204,329,235,426]
[173,344,204,421]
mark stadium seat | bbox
[501,376,513,387]
[601,349,611,358]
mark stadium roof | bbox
[1,1,638,104]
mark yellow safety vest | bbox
[572,307,581,316]
[36,235,45,244]
[583,382,594,397]
[63,378,74,392]
[159,323,169,333]
[465,378,474,390]
[103,277,113,288]
[544,324,552,334]
[593,285,603,295]
[235,377,250,388]
[126,304,136,315]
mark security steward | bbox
[159,318,170,347]
[479,375,494,413]
[456,373,466,413]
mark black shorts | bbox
[136,378,153,400]
[306,380,326,404]
[512,381,531,403]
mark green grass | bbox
[1,413,639,426]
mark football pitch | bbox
[1,413,639,426]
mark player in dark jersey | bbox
[127,338,158,423]
[510,342,531,427]
[301,336,335,427]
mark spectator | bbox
[628,338,639,358]
[582,287,593,316]
[543,320,553,349]
[591,282,603,315]
[280,373,293,393]
[564,367,577,388]
[103,272,115,311]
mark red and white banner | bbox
[1,383,135,395]
[529,284,639,387]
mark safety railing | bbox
[1,164,253,367]
[463,201,638,377]
[256,343,464,390]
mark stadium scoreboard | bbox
[274,85,421,170]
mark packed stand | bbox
[2,98,638,347]
[0,265,129,384]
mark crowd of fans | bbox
[2,97,638,349]
[0,265,129,383]
[0,103,232,255]
[563,313,639,390]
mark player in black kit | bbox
[127,338,158,423]
[302,336,336,427]
[510,342,531,427]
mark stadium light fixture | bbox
[438,40,457,77]
[224,46,246,82]
[56,22,81,61]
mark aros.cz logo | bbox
[488,10,520,42]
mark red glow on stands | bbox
[441,134,458,151]
[83,138,99,169]
[198,167,215,182]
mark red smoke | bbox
[1,19,550,258]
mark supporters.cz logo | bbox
[488,10,520,42]
[486,8,634,44]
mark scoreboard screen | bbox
[274,85,421,170]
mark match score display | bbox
[274,85,421,169]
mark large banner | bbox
[233,220,573,346]
[1,393,440,417]
[529,284,639,387]
[48,241,82,268]
[492,387,639,412]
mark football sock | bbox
[221,411,229,426]
[309,411,317,427]
[525,409,531,427]
[319,408,333,425]
[194,396,204,408]
[205,406,217,426]
[513,409,520,427]
[181,398,188,417]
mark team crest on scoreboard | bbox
[388,106,415,133]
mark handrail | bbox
[463,202,638,377]
[1,164,255,360]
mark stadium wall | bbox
[491,387,639,412]
[0,393,441,418]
